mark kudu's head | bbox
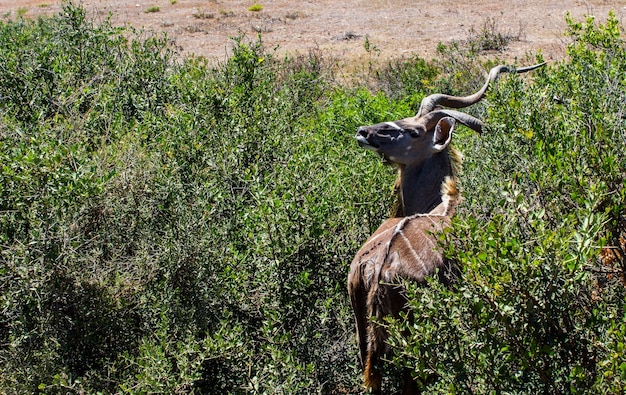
[356,113,461,168]
[356,63,545,216]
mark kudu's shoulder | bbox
[350,212,450,282]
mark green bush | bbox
[387,13,626,394]
[0,4,378,393]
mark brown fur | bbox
[348,177,459,394]
[349,63,543,393]
[390,148,462,218]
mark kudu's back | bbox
[348,178,458,392]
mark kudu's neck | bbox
[393,150,454,217]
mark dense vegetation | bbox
[1,4,624,393]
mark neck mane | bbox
[391,147,461,217]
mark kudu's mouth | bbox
[355,127,380,150]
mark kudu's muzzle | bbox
[355,126,379,149]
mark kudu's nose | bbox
[355,126,371,140]
[355,126,377,148]
[355,127,367,140]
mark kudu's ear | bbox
[432,117,455,152]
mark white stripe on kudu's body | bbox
[347,63,545,394]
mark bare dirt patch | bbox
[3,0,626,65]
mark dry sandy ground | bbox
[2,0,626,65]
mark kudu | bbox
[348,63,545,394]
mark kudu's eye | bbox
[407,129,420,138]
